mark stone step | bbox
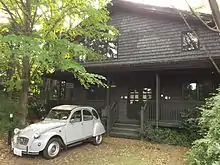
[114,122,140,129]
[111,126,139,134]
[110,131,140,140]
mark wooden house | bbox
[44,0,220,138]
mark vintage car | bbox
[12,105,105,159]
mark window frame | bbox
[92,109,100,120]
[82,109,94,121]
[181,30,200,52]
[70,110,82,123]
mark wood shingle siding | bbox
[84,7,220,69]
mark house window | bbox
[183,82,198,100]
[106,40,118,59]
[142,88,152,102]
[182,31,199,51]
[129,89,139,104]
[183,81,214,100]
[75,37,118,62]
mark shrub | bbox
[0,93,23,136]
[181,107,204,143]
[142,125,192,147]
[185,89,220,165]
[27,95,47,122]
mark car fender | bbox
[30,131,65,152]
[93,120,105,137]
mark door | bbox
[66,110,83,144]
[127,89,141,119]
[127,87,152,119]
[82,109,94,138]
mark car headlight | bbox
[33,132,41,139]
[14,128,20,135]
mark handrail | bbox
[143,101,148,111]
[106,102,118,135]
[110,102,117,110]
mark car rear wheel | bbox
[43,138,61,159]
[93,135,103,145]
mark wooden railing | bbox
[143,100,203,127]
[107,102,118,135]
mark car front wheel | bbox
[93,135,103,145]
[43,138,61,159]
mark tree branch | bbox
[8,0,23,24]
[0,1,20,26]
[171,5,220,74]
[30,65,40,80]
[31,0,39,29]
[185,0,220,33]
[208,0,220,30]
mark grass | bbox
[0,137,188,165]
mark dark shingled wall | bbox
[84,8,220,70]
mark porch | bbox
[44,68,219,138]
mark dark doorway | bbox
[127,87,152,119]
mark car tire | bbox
[92,134,103,145]
[43,138,61,159]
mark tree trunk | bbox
[6,48,15,99]
[20,0,31,124]
[20,56,30,125]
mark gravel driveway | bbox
[0,137,187,165]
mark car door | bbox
[82,109,94,138]
[65,109,83,144]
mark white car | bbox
[12,105,105,159]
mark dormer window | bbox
[182,31,200,51]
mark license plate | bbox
[13,148,22,157]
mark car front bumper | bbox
[12,142,39,156]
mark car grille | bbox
[17,136,29,145]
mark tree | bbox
[0,0,118,124]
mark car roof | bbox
[52,105,79,111]
[51,105,95,111]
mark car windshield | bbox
[46,109,71,120]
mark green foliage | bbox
[185,89,220,165]
[0,93,23,136]
[181,107,204,143]
[142,125,192,147]
[27,95,47,121]
[0,0,118,92]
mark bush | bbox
[185,89,220,165]
[181,107,204,144]
[27,95,47,122]
[142,125,192,147]
[0,93,23,136]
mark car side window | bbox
[83,110,93,121]
[92,109,99,119]
[70,110,82,122]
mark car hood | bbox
[19,120,66,137]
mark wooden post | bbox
[58,81,61,105]
[106,80,111,136]
[140,106,144,140]
[156,74,160,128]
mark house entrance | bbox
[127,87,152,120]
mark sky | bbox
[0,0,218,24]
[126,0,215,13]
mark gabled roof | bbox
[110,0,212,22]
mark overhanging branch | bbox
[185,0,220,33]
[171,5,220,74]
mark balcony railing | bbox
[144,100,203,127]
